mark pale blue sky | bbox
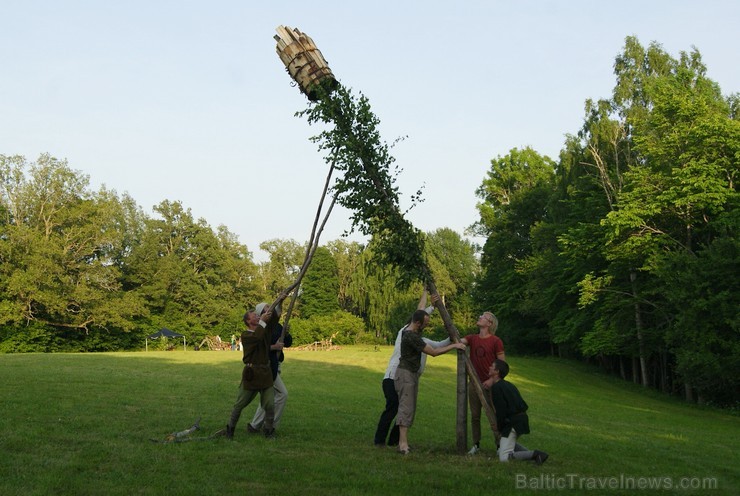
[2,1,738,261]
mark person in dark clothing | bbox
[248,302,292,433]
[490,359,548,464]
[225,304,279,439]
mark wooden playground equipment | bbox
[296,333,340,351]
[197,335,231,351]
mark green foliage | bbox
[0,322,141,352]
[0,151,475,354]
[655,237,740,405]
[425,228,479,323]
[344,243,423,342]
[473,147,556,353]
[0,323,59,352]
[298,85,428,289]
[474,146,557,232]
[0,154,149,334]
[299,246,340,318]
[257,238,304,298]
[472,37,739,404]
[325,238,365,313]
[124,200,259,345]
[0,155,261,352]
[288,310,365,345]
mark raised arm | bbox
[417,289,428,310]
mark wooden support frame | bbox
[427,280,500,453]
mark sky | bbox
[2,1,738,262]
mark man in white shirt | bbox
[373,292,450,447]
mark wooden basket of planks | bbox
[275,25,338,101]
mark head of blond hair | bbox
[482,311,498,333]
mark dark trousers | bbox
[374,378,400,446]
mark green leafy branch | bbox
[297,84,427,288]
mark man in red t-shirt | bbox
[461,311,505,455]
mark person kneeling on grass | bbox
[490,359,549,465]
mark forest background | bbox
[1,38,738,407]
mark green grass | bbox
[1,348,737,495]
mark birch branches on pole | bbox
[272,25,499,451]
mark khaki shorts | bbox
[394,368,419,427]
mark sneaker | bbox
[225,424,234,440]
[247,423,260,434]
[263,428,276,439]
[467,444,480,455]
[533,450,549,465]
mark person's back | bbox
[489,359,548,465]
[240,314,273,390]
[491,378,529,437]
[249,313,293,434]
[398,329,425,373]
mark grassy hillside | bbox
[1,348,736,495]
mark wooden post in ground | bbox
[456,344,468,453]
[427,280,500,453]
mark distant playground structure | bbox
[197,335,232,351]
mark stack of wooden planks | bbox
[274,25,337,100]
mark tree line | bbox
[1,37,737,406]
[472,37,738,407]
[0,153,478,351]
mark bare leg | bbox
[398,425,410,453]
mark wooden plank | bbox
[275,25,337,100]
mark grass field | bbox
[1,347,737,495]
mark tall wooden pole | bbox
[273,25,499,454]
[426,279,500,452]
[455,346,468,453]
